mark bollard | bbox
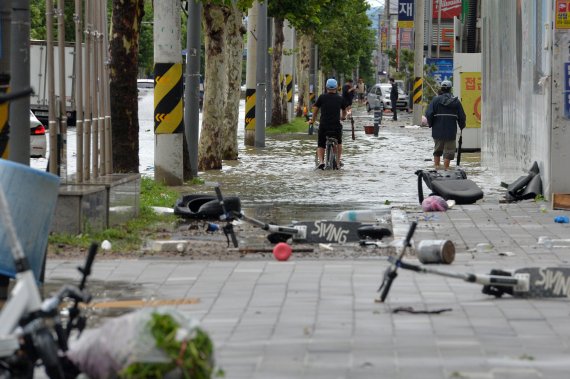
[373,106,382,136]
[416,240,455,264]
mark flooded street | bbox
[33,90,505,222]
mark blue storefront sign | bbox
[426,58,453,85]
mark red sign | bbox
[432,0,462,19]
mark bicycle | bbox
[323,134,339,170]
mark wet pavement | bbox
[32,94,570,378]
[43,200,570,379]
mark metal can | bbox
[416,240,455,264]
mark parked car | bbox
[30,111,46,158]
[137,78,154,90]
[366,83,409,112]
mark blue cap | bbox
[326,78,338,90]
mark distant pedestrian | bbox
[342,78,355,113]
[425,80,466,171]
[389,78,399,121]
[356,78,366,104]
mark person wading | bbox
[309,78,348,169]
[425,80,466,170]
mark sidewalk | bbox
[44,201,570,379]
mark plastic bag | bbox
[421,195,449,212]
[67,308,200,379]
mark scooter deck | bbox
[267,221,391,244]
[513,267,570,298]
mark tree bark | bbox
[199,3,230,170]
[296,33,311,117]
[221,4,244,161]
[270,17,285,126]
[109,0,144,173]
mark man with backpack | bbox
[425,80,466,170]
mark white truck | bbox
[29,40,77,126]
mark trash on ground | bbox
[421,195,448,212]
[319,243,334,251]
[474,243,493,253]
[498,251,516,257]
[554,215,569,223]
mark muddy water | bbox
[32,92,505,223]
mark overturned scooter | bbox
[213,184,391,247]
[377,228,570,300]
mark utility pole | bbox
[437,0,441,58]
[57,0,67,181]
[282,20,294,122]
[244,1,258,146]
[185,0,201,177]
[385,0,390,78]
[255,0,267,147]
[265,17,272,126]
[412,0,425,126]
[427,0,432,58]
[9,0,30,164]
[74,0,83,181]
[154,0,184,184]
[0,2,10,160]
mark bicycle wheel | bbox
[324,143,332,169]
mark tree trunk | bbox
[109,0,144,173]
[221,4,244,161]
[199,3,230,170]
[270,17,285,126]
[295,33,311,117]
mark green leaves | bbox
[121,313,224,379]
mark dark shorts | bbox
[433,138,456,160]
[318,127,342,148]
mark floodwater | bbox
[32,90,505,223]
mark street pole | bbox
[9,0,30,164]
[265,17,272,126]
[385,0,390,77]
[437,0,441,58]
[427,0,432,58]
[46,0,57,174]
[255,0,266,147]
[185,0,201,177]
[154,0,184,185]
[74,0,83,181]
[0,3,10,160]
[282,20,294,122]
[57,0,68,181]
[412,0,425,126]
[244,1,258,146]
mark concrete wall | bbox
[481,0,554,195]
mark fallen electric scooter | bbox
[377,222,570,301]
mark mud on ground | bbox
[48,218,399,261]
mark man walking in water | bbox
[425,80,466,170]
[389,78,399,121]
[309,78,348,169]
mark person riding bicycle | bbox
[309,78,348,169]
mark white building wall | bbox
[481,0,553,196]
